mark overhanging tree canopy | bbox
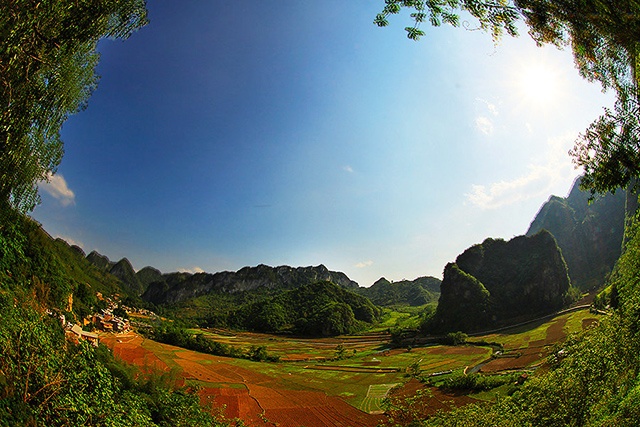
[0,0,148,212]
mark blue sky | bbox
[34,1,614,287]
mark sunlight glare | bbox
[516,62,560,108]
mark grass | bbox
[474,320,551,349]
[564,309,600,334]
[360,383,400,413]
[372,304,436,331]
[469,382,516,401]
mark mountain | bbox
[86,250,114,271]
[357,276,441,306]
[429,230,572,333]
[109,258,145,295]
[136,266,164,288]
[142,263,358,305]
[526,177,626,290]
[240,281,382,336]
[86,251,145,296]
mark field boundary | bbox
[305,365,400,373]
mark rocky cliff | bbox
[430,230,571,333]
[141,263,358,305]
[527,177,626,290]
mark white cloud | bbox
[476,98,499,116]
[465,132,578,209]
[56,235,84,249]
[525,122,534,134]
[39,173,75,206]
[475,116,494,135]
[178,266,205,274]
[343,165,354,173]
[355,260,373,268]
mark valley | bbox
[3,2,640,426]
[101,307,599,426]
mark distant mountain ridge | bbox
[141,263,359,305]
[526,177,627,290]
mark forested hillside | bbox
[239,281,382,336]
[357,276,441,307]
[428,230,574,333]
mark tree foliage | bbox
[240,281,382,336]
[0,298,230,427]
[374,0,519,41]
[0,0,148,212]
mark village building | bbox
[68,324,99,347]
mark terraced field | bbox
[101,308,600,427]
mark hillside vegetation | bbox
[0,211,230,426]
[240,281,382,336]
[428,230,575,333]
[357,276,441,307]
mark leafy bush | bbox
[0,298,229,427]
[440,372,518,392]
[439,331,468,346]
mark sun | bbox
[515,61,561,108]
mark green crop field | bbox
[360,383,400,413]
[123,307,600,422]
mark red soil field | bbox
[247,384,384,427]
[582,318,598,330]
[101,332,385,427]
[199,387,265,425]
[101,333,170,373]
[545,317,567,342]
[385,379,479,424]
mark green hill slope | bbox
[357,276,441,306]
[1,211,129,317]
